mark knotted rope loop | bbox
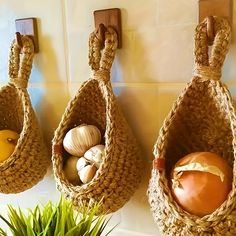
[93,69,110,82]
[89,26,118,81]
[194,16,231,81]
[8,35,34,89]
[193,65,222,81]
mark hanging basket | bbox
[0,36,49,193]
[52,27,142,214]
[148,17,236,235]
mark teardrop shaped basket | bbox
[0,36,49,193]
[52,27,142,214]
[148,17,236,235]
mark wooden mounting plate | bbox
[15,17,39,53]
[94,8,122,48]
[199,0,232,24]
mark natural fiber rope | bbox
[89,26,118,81]
[148,17,235,236]
[0,35,49,193]
[52,26,142,214]
[9,36,34,89]
[193,17,231,81]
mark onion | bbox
[170,152,232,217]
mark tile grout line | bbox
[4,81,236,90]
[60,0,70,87]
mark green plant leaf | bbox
[41,206,57,236]
[8,206,28,236]
[29,206,42,233]
[0,196,115,236]
[0,214,18,235]
[0,224,7,236]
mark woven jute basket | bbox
[52,27,142,214]
[148,17,236,235]
[0,36,49,193]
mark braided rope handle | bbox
[8,35,34,89]
[89,26,118,81]
[194,16,231,81]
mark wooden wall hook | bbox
[94,8,122,48]
[15,17,39,53]
[199,0,232,26]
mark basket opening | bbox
[0,86,24,134]
[163,81,234,176]
[63,79,106,140]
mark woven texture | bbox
[0,36,49,193]
[148,17,236,235]
[52,27,142,214]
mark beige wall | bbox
[0,1,236,235]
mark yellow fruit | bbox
[0,130,19,162]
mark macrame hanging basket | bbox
[0,36,49,193]
[52,27,142,214]
[148,17,236,235]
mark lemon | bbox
[0,130,19,162]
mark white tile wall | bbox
[0,0,235,235]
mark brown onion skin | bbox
[170,152,233,217]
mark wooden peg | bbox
[94,8,122,48]
[206,16,215,46]
[15,17,39,53]
[95,23,106,48]
[15,32,23,48]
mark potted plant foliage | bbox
[0,197,115,236]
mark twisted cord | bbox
[8,35,34,89]
[89,26,118,81]
[193,17,231,81]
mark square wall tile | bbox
[64,0,110,32]
[66,29,91,83]
[157,0,198,26]
[0,0,67,84]
[142,25,195,83]
[114,25,195,83]
[28,85,71,148]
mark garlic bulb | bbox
[63,156,80,185]
[63,124,101,157]
[76,157,89,172]
[79,165,97,184]
[84,144,105,167]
